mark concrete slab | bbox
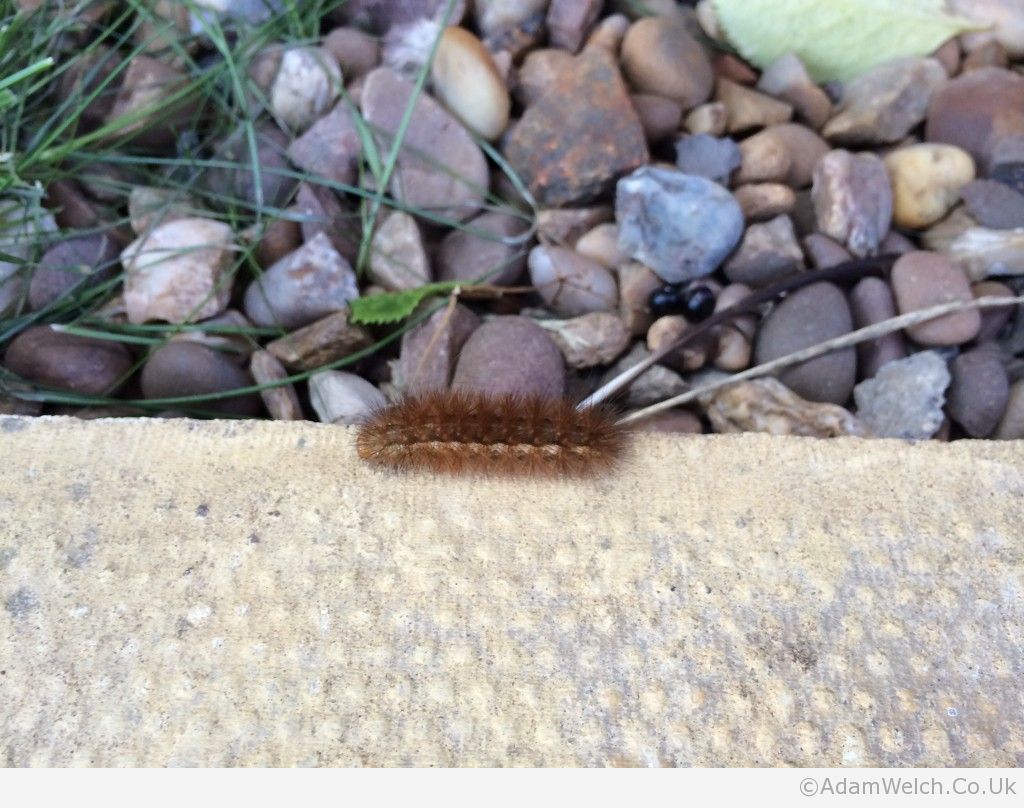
[1,416,1022,766]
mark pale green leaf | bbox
[348,281,464,326]
[711,0,982,82]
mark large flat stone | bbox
[1,417,1022,766]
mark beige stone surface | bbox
[1,416,1022,767]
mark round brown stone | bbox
[621,17,713,110]
[4,325,132,396]
[141,342,262,416]
[925,67,1024,171]
[452,315,565,398]
[890,251,981,346]
[754,282,857,404]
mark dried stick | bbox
[617,293,1024,426]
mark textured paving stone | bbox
[0,418,1022,766]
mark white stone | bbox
[369,211,431,291]
[309,370,386,425]
[0,196,57,316]
[270,46,341,131]
[121,217,235,324]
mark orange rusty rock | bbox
[503,48,648,207]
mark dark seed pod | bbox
[648,283,717,322]
[681,285,716,322]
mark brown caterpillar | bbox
[356,256,899,476]
[356,389,627,477]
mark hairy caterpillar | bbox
[356,389,626,476]
[356,256,897,476]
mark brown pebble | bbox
[620,17,713,110]
[4,325,132,396]
[803,233,852,269]
[399,304,481,394]
[452,315,566,398]
[926,67,1024,172]
[890,251,981,346]
[946,347,1010,437]
[734,183,796,221]
[754,282,857,404]
[993,380,1024,439]
[630,93,683,142]
[973,280,1017,342]
[141,342,262,417]
[250,350,303,421]
[849,277,907,380]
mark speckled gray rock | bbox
[452,315,565,398]
[946,348,1010,437]
[812,150,893,257]
[616,166,744,283]
[243,233,359,329]
[853,352,951,439]
[436,211,529,286]
[754,282,857,404]
[141,342,262,417]
[674,134,741,185]
[849,277,907,380]
[960,179,1024,229]
[823,57,947,144]
[3,326,132,397]
[723,215,804,287]
[528,246,618,316]
[2,418,1024,766]
[399,303,480,394]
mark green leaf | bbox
[348,281,464,326]
[711,0,981,82]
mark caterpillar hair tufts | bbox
[356,389,627,477]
